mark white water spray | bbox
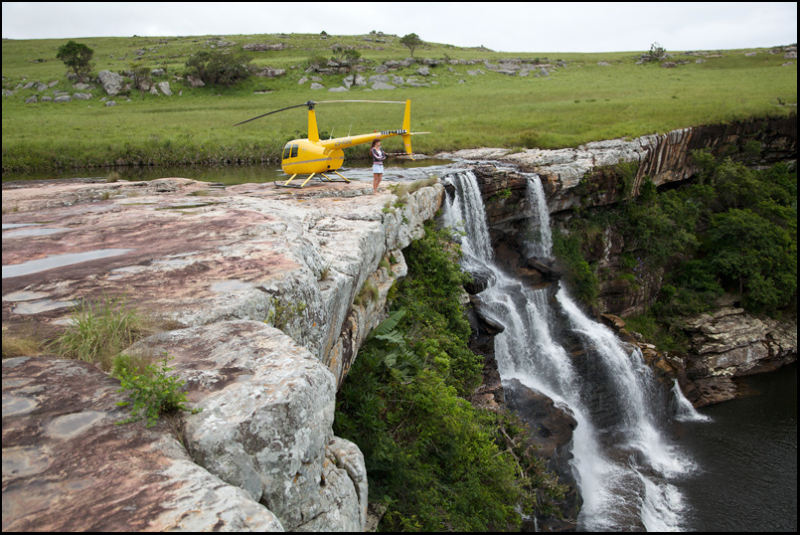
[672,379,712,423]
[523,174,553,259]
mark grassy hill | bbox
[2,33,797,172]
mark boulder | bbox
[72,92,92,100]
[24,95,37,104]
[342,74,365,88]
[417,66,430,76]
[156,81,172,96]
[187,75,205,88]
[105,100,116,107]
[53,95,71,103]
[255,68,286,78]
[310,82,325,90]
[371,82,396,90]
[151,68,165,76]
[97,70,124,96]
[129,321,367,531]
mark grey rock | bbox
[298,76,309,85]
[310,82,325,90]
[417,66,430,76]
[150,85,160,96]
[97,70,124,96]
[329,86,349,92]
[187,75,205,88]
[35,83,48,91]
[151,68,165,76]
[157,81,172,96]
[131,321,367,531]
[367,74,389,84]
[73,92,92,100]
[25,95,38,104]
[41,96,52,102]
[342,74,365,88]
[371,82,396,90]
[73,82,92,90]
[3,89,13,97]
[785,51,797,59]
[105,100,117,107]
[744,51,757,57]
[54,95,71,103]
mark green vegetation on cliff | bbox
[334,223,565,531]
[555,152,797,350]
[2,33,796,171]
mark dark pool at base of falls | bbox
[671,362,797,532]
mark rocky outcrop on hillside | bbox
[2,176,444,531]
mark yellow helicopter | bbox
[234,99,427,188]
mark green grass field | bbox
[2,33,796,172]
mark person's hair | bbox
[371,139,381,148]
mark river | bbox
[676,362,797,532]
[1,158,453,186]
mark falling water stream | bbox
[443,170,700,531]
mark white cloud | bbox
[2,2,796,52]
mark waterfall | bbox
[443,170,699,531]
[672,379,712,423]
[522,174,553,259]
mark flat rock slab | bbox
[2,356,283,531]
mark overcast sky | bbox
[2,2,797,53]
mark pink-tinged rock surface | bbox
[2,356,284,532]
[2,175,443,532]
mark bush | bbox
[114,352,201,427]
[184,50,252,87]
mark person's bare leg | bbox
[373,173,382,194]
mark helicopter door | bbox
[282,143,299,161]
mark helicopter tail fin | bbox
[308,108,320,143]
[402,100,414,159]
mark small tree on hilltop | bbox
[400,33,424,58]
[648,42,667,62]
[56,40,94,80]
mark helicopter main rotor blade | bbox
[233,100,407,127]
[313,100,406,105]
[233,102,310,126]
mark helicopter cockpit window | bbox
[291,144,298,158]
[283,144,291,160]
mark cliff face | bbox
[441,115,797,407]
[1,177,443,531]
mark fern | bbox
[366,309,407,341]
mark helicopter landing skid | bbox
[274,171,351,188]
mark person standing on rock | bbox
[371,139,387,194]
